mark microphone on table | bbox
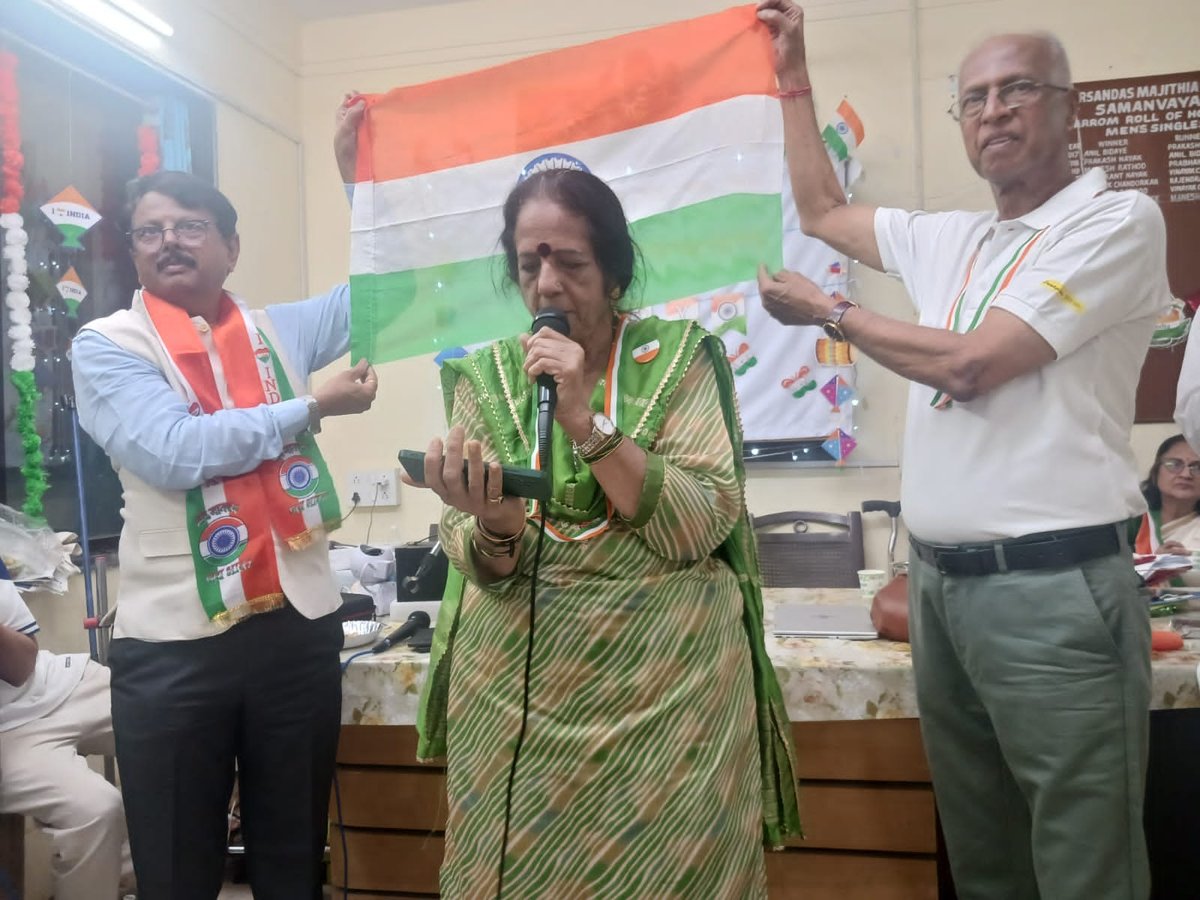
[370,610,431,654]
[530,308,570,475]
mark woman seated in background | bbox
[1134,434,1200,575]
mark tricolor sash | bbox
[525,315,675,541]
[141,290,341,624]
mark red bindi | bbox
[536,242,552,258]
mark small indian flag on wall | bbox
[349,5,784,363]
[821,99,865,163]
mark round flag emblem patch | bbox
[279,456,320,498]
[199,516,248,564]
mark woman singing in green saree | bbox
[403,166,799,899]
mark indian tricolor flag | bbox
[349,5,784,363]
[821,99,865,163]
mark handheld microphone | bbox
[370,610,431,654]
[530,308,570,476]
[400,541,442,595]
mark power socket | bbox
[347,469,399,507]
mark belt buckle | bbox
[939,546,995,577]
[934,551,954,576]
[932,546,965,576]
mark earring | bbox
[609,286,621,301]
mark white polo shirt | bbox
[0,580,88,733]
[875,168,1171,544]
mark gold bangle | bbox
[475,518,524,544]
[579,431,624,465]
[472,531,516,558]
[473,518,523,559]
[581,433,623,466]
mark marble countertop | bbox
[341,587,1200,726]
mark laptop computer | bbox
[773,603,878,640]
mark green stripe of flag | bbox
[351,192,783,363]
[259,330,342,523]
[822,124,849,162]
[185,487,227,620]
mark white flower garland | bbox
[2,212,33,372]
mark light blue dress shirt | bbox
[71,285,351,492]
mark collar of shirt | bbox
[1011,167,1108,231]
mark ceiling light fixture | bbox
[59,0,171,50]
[106,0,174,37]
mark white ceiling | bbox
[283,0,454,21]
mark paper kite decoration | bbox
[56,267,87,318]
[821,375,855,412]
[822,428,857,464]
[41,186,102,250]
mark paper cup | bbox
[857,569,888,600]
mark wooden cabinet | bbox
[770,719,939,899]
[330,719,939,898]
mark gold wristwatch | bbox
[571,412,622,463]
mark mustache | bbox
[156,250,196,271]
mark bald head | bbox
[960,32,1072,90]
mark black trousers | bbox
[109,605,343,900]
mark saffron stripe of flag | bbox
[350,5,785,363]
[821,99,865,162]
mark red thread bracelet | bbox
[778,85,813,99]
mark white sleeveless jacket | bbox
[81,299,340,641]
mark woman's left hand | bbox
[521,329,592,438]
[1160,540,1189,556]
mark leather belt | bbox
[909,523,1124,577]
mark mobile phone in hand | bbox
[397,449,550,501]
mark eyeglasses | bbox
[949,79,1072,122]
[128,219,211,251]
[1161,458,1200,476]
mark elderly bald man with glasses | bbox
[754,2,1171,898]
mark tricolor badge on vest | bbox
[279,454,320,499]
[199,515,249,565]
[631,339,660,364]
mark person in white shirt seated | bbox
[0,577,134,900]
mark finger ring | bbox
[487,495,504,505]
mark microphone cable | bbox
[494,484,550,899]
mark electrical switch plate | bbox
[347,469,399,507]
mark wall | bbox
[7,0,1193,891]
[299,0,1196,565]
